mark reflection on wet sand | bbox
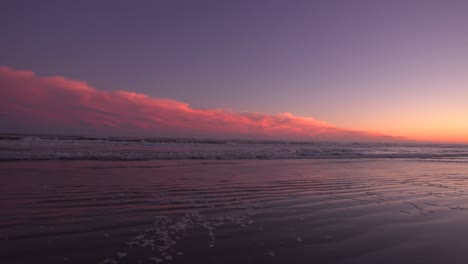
[2,159,468,263]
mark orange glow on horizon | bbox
[0,65,466,143]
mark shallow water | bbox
[2,159,468,263]
[2,134,468,160]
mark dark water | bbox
[2,134,468,160]
[2,159,468,263]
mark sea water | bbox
[2,135,468,263]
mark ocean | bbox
[2,134,468,263]
[1,134,468,161]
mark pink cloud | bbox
[0,66,400,141]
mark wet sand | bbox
[2,159,468,263]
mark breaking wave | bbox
[1,134,468,161]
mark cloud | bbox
[0,66,400,141]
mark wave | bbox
[1,133,468,161]
[2,148,468,161]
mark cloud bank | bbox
[0,66,399,141]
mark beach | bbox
[2,158,468,263]
[3,1,468,263]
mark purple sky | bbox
[1,0,468,142]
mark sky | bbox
[1,0,468,142]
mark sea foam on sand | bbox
[2,159,468,263]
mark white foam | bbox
[99,259,117,264]
[116,253,127,258]
[3,135,468,160]
[148,257,163,263]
